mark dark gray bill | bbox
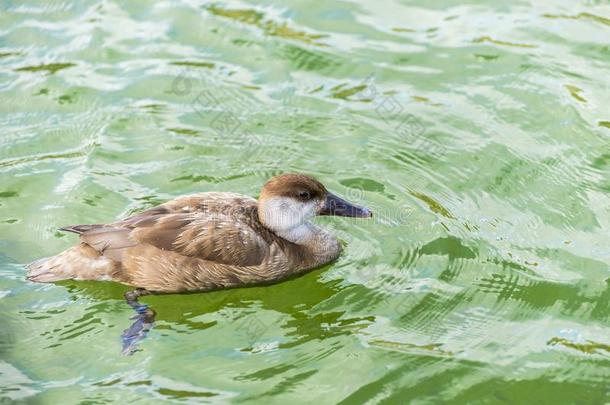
[319,192,373,218]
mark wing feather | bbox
[62,193,271,267]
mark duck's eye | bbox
[297,190,311,200]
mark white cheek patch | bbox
[260,197,319,243]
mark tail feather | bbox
[59,224,101,235]
[26,257,69,282]
[26,243,119,283]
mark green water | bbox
[1,0,609,403]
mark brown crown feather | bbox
[260,173,327,200]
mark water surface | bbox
[1,0,609,403]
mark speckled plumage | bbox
[26,174,370,293]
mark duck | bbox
[26,173,373,294]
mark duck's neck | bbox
[275,222,342,265]
[257,200,342,265]
[275,222,318,245]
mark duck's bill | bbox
[319,192,373,218]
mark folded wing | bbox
[62,193,271,267]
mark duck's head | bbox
[258,173,372,241]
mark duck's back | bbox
[121,192,272,266]
[27,192,284,292]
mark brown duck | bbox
[27,173,372,294]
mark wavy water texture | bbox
[0,0,609,403]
